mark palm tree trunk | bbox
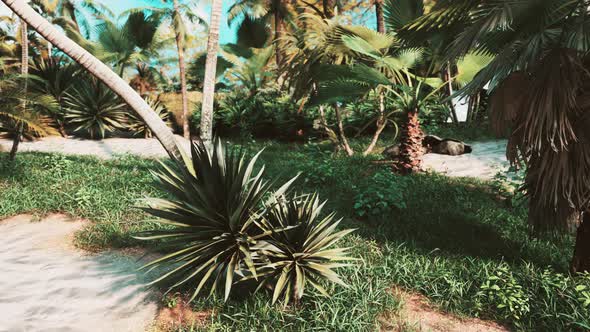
[273,0,283,68]
[334,104,353,156]
[571,211,590,273]
[172,0,190,140]
[10,17,28,161]
[443,63,459,124]
[375,0,385,33]
[1,0,182,160]
[200,0,223,144]
[396,108,423,174]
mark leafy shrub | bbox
[64,76,127,139]
[353,170,407,219]
[127,97,171,138]
[136,140,354,304]
[475,264,530,323]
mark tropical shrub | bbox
[64,76,128,139]
[127,97,171,138]
[136,140,354,303]
[257,193,355,304]
[353,170,407,219]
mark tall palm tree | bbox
[199,0,223,144]
[374,0,385,33]
[402,0,590,272]
[10,10,29,160]
[1,0,182,160]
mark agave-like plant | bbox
[256,193,355,305]
[127,97,171,138]
[64,76,127,139]
[135,140,298,301]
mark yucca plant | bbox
[64,76,127,139]
[256,193,355,305]
[127,97,171,138]
[135,140,298,301]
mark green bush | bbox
[353,170,407,219]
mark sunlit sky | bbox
[0,0,238,44]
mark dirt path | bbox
[381,288,510,332]
[0,214,158,332]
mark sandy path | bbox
[422,140,509,180]
[0,214,158,332]
[0,136,190,159]
[1,137,509,180]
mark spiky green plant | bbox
[256,193,355,305]
[64,76,127,139]
[127,97,171,138]
[135,140,298,301]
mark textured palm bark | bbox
[273,0,283,68]
[172,0,190,140]
[396,108,423,174]
[571,211,590,273]
[2,0,182,160]
[10,17,28,161]
[200,0,223,144]
[375,0,385,33]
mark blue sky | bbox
[0,0,238,44]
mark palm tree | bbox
[374,0,385,33]
[128,1,207,140]
[402,0,590,272]
[199,0,223,144]
[11,8,29,160]
[228,0,291,67]
[1,0,182,160]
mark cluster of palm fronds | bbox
[136,139,355,304]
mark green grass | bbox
[1,141,589,331]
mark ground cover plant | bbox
[2,140,589,331]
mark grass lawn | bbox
[1,140,589,331]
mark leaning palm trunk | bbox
[10,17,28,161]
[396,108,423,173]
[1,0,182,160]
[363,93,387,156]
[199,0,223,144]
[375,0,385,33]
[172,0,190,140]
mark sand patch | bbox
[381,288,509,332]
[0,214,159,332]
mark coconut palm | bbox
[402,0,590,272]
[1,0,182,160]
[200,0,223,144]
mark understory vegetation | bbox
[2,143,589,331]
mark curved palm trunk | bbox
[200,0,223,144]
[10,17,28,161]
[273,0,283,68]
[396,108,423,174]
[1,0,182,160]
[172,0,190,140]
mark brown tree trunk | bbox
[396,108,423,174]
[172,0,190,140]
[9,125,21,161]
[571,211,590,274]
[363,92,386,156]
[334,103,354,156]
[274,0,283,68]
[375,0,385,33]
[11,17,28,161]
